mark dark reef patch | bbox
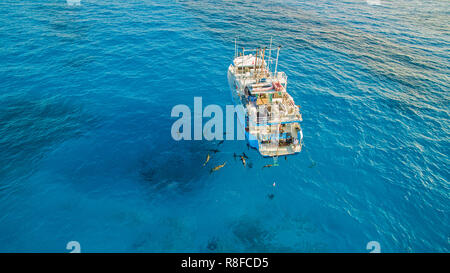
[231,217,271,251]
[206,237,219,251]
[139,139,226,194]
[0,96,96,180]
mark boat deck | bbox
[228,43,303,157]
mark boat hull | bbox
[227,64,302,157]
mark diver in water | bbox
[203,153,210,166]
[240,156,246,167]
[210,162,226,173]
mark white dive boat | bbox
[227,40,303,157]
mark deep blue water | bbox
[0,0,448,252]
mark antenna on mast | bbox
[254,47,258,77]
[234,38,238,74]
[261,47,266,80]
[268,37,272,72]
[234,38,237,60]
[275,46,281,76]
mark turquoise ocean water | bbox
[0,0,448,252]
